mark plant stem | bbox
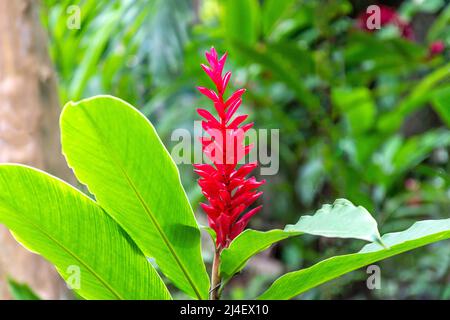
[210,248,221,300]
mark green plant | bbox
[34,0,450,300]
[193,1,450,298]
[7,279,41,300]
[0,91,449,299]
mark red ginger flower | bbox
[194,47,265,250]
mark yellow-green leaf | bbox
[60,95,209,299]
[0,164,170,300]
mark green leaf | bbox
[344,34,425,81]
[392,129,450,175]
[377,62,450,132]
[258,219,450,299]
[224,0,260,48]
[8,278,41,300]
[285,199,382,243]
[0,164,170,300]
[262,0,295,37]
[232,42,320,111]
[426,3,450,41]
[220,229,290,282]
[370,129,450,189]
[60,95,209,299]
[268,42,316,76]
[220,199,381,283]
[68,9,124,100]
[432,86,450,128]
[331,87,376,134]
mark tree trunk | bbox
[0,0,72,299]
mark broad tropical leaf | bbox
[258,219,450,299]
[378,62,450,132]
[220,229,289,282]
[220,199,382,282]
[61,95,209,299]
[0,164,170,300]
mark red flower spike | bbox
[222,71,232,94]
[225,99,243,123]
[197,86,219,102]
[194,47,265,250]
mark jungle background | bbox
[0,0,449,299]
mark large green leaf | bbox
[220,199,381,282]
[427,3,450,42]
[0,164,170,300]
[391,129,450,175]
[60,95,209,299]
[68,8,125,100]
[258,219,450,299]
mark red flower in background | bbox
[356,5,414,40]
[194,48,265,250]
[357,5,446,58]
[429,40,445,57]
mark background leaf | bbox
[285,198,382,242]
[331,87,376,134]
[60,95,209,299]
[224,0,260,49]
[262,0,295,37]
[8,278,41,300]
[432,86,450,128]
[0,164,170,300]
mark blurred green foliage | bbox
[40,0,450,299]
[7,278,41,300]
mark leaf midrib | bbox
[74,109,204,300]
[5,205,123,300]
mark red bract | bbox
[194,47,265,250]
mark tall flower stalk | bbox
[194,47,265,299]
